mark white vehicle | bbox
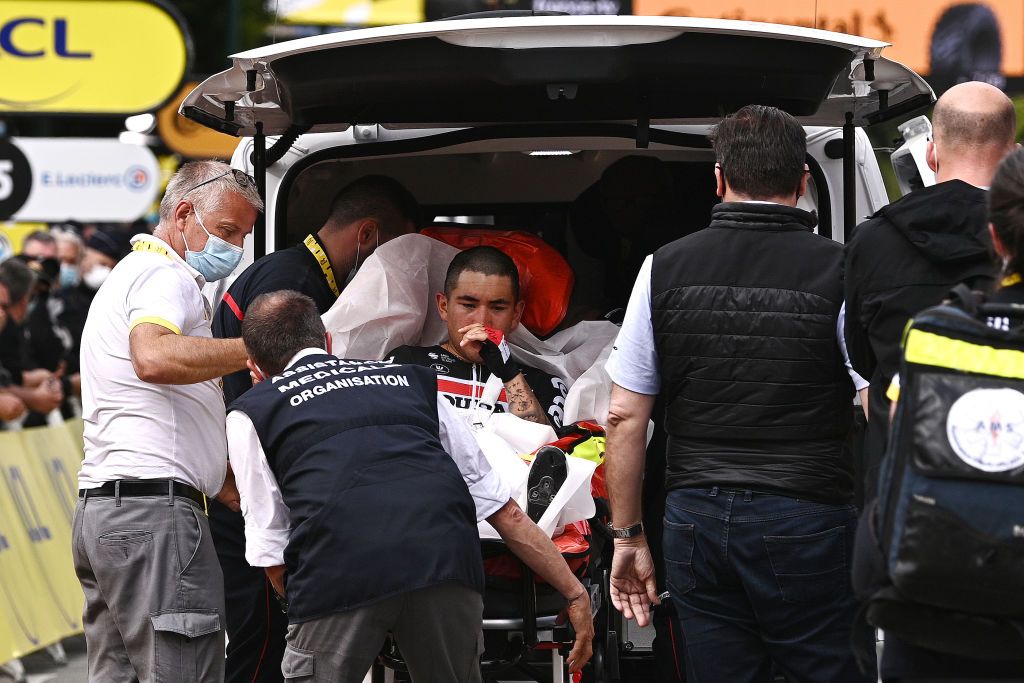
[182,14,931,264]
[182,13,932,681]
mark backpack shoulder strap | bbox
[946,283,984,315]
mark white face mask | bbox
[343,229,379,288]
[83,264,111,290]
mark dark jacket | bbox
[230,356,484,623]
[844,180,995,500]
[213,234,339,404]
[652,202,854,503]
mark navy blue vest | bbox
[230,354,484,623]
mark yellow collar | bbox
[132,239,172,259]
[303,234,340,298]
[1002,273,1022,288]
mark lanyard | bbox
[303,234,340,298]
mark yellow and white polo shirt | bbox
[78,234,227,498]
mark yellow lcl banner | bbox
[0,1,189,114]
[0,420,86,663]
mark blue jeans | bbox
[663,487,875,683]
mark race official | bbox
[228,290,593,682]
[72,161,262,683]
[211,175,418,683]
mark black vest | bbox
[230,354,484,622]
[651,203,854,502]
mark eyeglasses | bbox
[182,169,256,198]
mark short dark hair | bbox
[443,246,520,300]
[0,258,37,303]
[241,291,326,377]
[710,105,807,199]
[989,148,1024,278]
[324,175,420,238]
[23,230,56,249]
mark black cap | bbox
[86,230,133,261]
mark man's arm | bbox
[503,373,549,425]
[6,378,62,413]
[843,239,877,381]
[837,303,870,419]
[129,324,247,385]
[225,410,292,597]
[487,499,594,674]
[606,383,660,627]
[461,325,552,425]
[435,396,592,673]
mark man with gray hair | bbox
[72,160,263,683]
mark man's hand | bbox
[21,368,53,388]
[460,324,522,382]
[265,565,286,598]
[0,392,26,421]
[557,589,594,674]
[26,378,63,413]
[610,538,660,627]
[215,463,241,512]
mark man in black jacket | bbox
[211,175,419,683]
[845,81,1015,501]
[605,105,871,682]
[844,81,1017,681]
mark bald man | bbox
[845,82,1018,681]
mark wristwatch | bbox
[609,522,644,539]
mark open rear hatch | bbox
[181,16,933,137]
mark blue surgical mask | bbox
[59,263,80,289]
[183,208,244,282]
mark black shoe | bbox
[527,445,568,523]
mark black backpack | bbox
[855,286,1024,660]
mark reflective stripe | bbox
[223,292,244,321]
[303,234,340,298]
[132,240,172,259]
[886,378,900,403]
[130,316,182,335]
[904,328,1024,379]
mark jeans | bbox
[663,487,874,683]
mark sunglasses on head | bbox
[182,169,255,198]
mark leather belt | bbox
[79,479,206,509]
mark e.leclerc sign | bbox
[0,138,159,222]
[0,1,190,114]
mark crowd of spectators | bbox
[0,221,137,429]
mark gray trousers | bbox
[71,493,226,683]
[283,582,483,682]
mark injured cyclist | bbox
[386,246,569,429]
